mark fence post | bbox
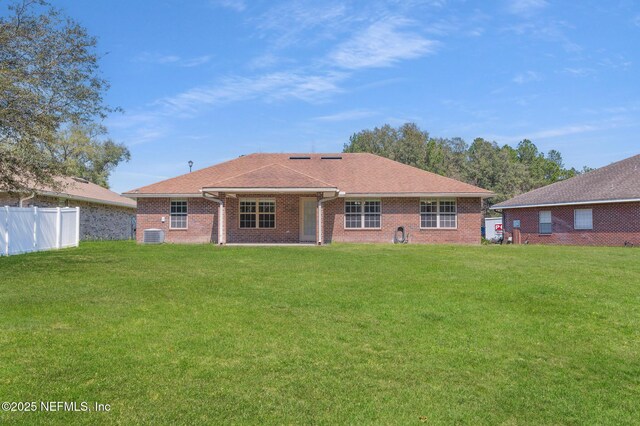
[75,207,80,246]
[33,206,38,251]
[4,206,8,256]
[55,207,62,249]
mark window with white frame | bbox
[170,200,188,229]
[539,211,552,234]
[239,199,275,229]
[420,199,457,228]
[574,209,593,230]
[345,200,381,229]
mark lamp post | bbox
[188,160,193,172]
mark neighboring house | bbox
[1,176,136,240]
[491,154,640,246]
[124,153,493,245]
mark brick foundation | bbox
[502,202,640,246]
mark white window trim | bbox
[169,199,188,230]
[574,208,593,230]
[344,199,382,230]
[420,198,458,230]
[239,198,276,229]
[539,210,552,234]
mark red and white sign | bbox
[495,223,503,233]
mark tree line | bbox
[343,123,591,207]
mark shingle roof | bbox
[36,176,136,208]
[124,153,492,197]
[492,154,640,209]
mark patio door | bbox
[299,197,317,242]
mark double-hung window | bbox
[420,199,457,229]
[539,211,552,234]
[170,200,188,229]
[574,209,593,230]
[239,199,275,229]
[345,200,381,229]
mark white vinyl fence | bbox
[0,207,80,256]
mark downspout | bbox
[202,193,225,245]
[19,192,35,207]
[317,191,341,245]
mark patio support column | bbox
[218,198,226,245]
[317,198,322,245]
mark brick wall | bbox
[136,197,218,243]
[1,193,134,240]
[502,202,640,246]
[135,195,482,244]
[323,197,482,244]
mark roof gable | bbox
[205,163,336,189]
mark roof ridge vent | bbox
[320,156,342,160]
[289,156,311,160]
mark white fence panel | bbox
[0,206,79,256]
[60,209,78,248]
[8,208,36,255]
[37,208,59,251]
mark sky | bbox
[46,0,640,193]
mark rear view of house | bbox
[492,154,640,246]
[125,153,492,245]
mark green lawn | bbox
[0,242,639,424]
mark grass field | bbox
[0,242,639,424]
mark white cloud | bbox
[247,53,289,70]
[314,109,378,122]
[257,2,351,48]
[180,55,213,67]
[159,71,348,114]
[526,124,597,139]
[507,0,548,16]
[330,18,436,69]
[134,53,212,68]
[492,118,633,144]
[211,0,246,12]
[512,71,541,84]
[563,67,593,77]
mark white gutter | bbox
[490,197,640,210]
[317,192,340,245]
[341,192,494,199]
[202,193,225,245]
[19,192,35,207]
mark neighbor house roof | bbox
[4,176,136,209]
[124,153,493,198]
[492,154,640,209]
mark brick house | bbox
[491,154,640,246]
[124,153,492,245]
[1,176,136,240]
